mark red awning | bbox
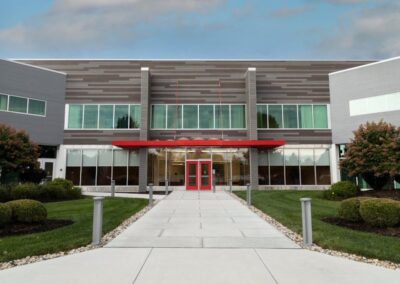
[112,139,285,149]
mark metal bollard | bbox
[111,180,115,197]
[229,179,232,193]
[212,173,216,193]
[246,183,251,206]
[148,183,154,207]
[165,179,169,195]
[300,198,312,246]
[92,197,104,245]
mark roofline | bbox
[329,56,400,76]
[1,59,67,75]
[10,58,373,62]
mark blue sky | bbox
[0,0,399,59]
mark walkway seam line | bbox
[132,248,153,284]
[254,249,279,284]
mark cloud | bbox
[0,0,225,51]
[271,5,313,18]
[319,2,400,58]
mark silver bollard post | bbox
[212,172,216,193]
[229,179,232,193]
[246,183,251,206]
[111,180,115,197]
[300,198,312,246]
[165,179,169,195]
[148,183,154,207]
[92,197,104,245]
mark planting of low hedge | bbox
[359,198,400,228]
[0,203,12,227]
[0,179,82,202]
[323,181,358,200]
[338,197,369,222]
[6,199,47,223]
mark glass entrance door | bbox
[185,160,212,190]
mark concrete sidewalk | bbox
[0,191,399,283]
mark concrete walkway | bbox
[1,191,399,284]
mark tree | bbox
[340,121,400,190]
[0,124,41,183]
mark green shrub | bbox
[41,184,66,201]
[323,181,358,200]
[0,184,13,202]
[0,203,12,227]
[47,178,73,191]
[359,198,400,227]
[11,183,40,200]
[338,197,370,222]
[66,187,82,200]
[6,199,47,223]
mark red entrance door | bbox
[186,161,212,190]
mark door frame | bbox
[185,159,212,190]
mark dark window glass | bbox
[9,96,28,113]
[113,167,127,185]
[316,166,331,185]
[301,166,315,185]
[114,105,129,128]
[129,105,140,129]
[270,166,284,185]
[257,105,268,128]
[258,166,269,185]
[39,145,57,158]
[268,105,282,128]
[97,167,111,185]
[285,166,300,185]
[81,167,96,185]
[128,167,139,185]
[28,99,46,116]
[66,167,80,185]
[0,94,7,111]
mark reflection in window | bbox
[83,105,98,129]
[268,105,282,128]
[99,105,113,129]
[167,105,182,129]
[313,105,328,128]
[81,150,97,186]
[183,105,198,129]
[68,105,83,129]
[0,94,7,111]
[114,105,129,129]
[113,150,127,185]
[97,150,112,185]
[8,96,28,113]
[28,99,46,116]
[66,149,81,185]
[215,105,230,128]
[283,105,297,128]
[257,105,268,128]
[299,105,313,128]
[129,105,141,129]
[151,105,166,129]
[231,105,245,128]
[199,105,214,128]
[269,149,284,185]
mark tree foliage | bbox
[340,121,400,190]
[0,124,40,183]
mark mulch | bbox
[0,219,73,237]
[322,217,400,238]
[358,190,400,201]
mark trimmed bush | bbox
[41,184,66,201]
[338,197,370,222]
[0,184,13,202]
[47,178,73,191]
[323,181,358,200]
[11,183,40,200]
[67,187,82,200]
[359,198,400,228]
[6,199,47,223]
[0,203,12,227]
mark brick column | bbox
[139,67,150,192]
[245,67,258,189]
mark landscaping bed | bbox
[322,217,400,238]
[235,190,400,264]
[0,219,73,237]
[0,197,147,262]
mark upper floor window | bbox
[349,92,400,116]
[150,104,246,130]
[66,104,140,130]
[0,93,46,116]
[257,104,329,129]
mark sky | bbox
[0,0,399,60]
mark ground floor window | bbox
[65,148,139,186]
[147,148,249,187]
[258,147,331,186]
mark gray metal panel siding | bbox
[0,60,66,145]
[258,130,332,144]
[330,58,400,144]
[63,130,140,145]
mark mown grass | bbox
[0,197,147,262]
[235,190,400,264]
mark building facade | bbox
[2,58,387,192]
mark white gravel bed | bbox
[0,202,155,271]
[230,192,400,270]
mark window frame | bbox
[65,103,141,130]
[0,92,46,117]
[150,103,247,130]
[257,103,330,130]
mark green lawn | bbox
[235,190,400,264]
[0,197,147,262]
